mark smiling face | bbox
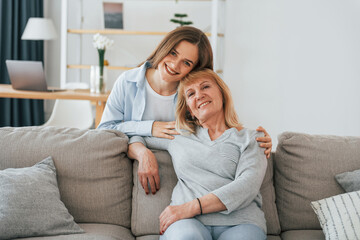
[157,40,199,83]
[184,77,224,124]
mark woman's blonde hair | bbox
[176,69,242,133]
[144,26,213,71]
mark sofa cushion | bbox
[266,236,282,240]
[136,236,159,240]
[0,156,83,239]
[260,153,281,235]
[16,224,135,240]
[311,190,360,240]
[281,230,325,240]
[131,150,177,236]
[335,168,360,192]
[131,150,280,236]
[274,132,360,231]
[0,126,132,228]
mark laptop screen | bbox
[5,60,48,91]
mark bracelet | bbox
[196,198,203,215]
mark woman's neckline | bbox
[198,126,240,142]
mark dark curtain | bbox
[0,0,44,127]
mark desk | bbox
[0,84,110,128]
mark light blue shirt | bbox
[97,62,178,136]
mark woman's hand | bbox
[138,149,160,195]
[152,121,179,139]
[159,200,199,235]
[159,194,226,234]
[256,126,272,159]
[128,143,160,194]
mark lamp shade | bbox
[21,18,57,40]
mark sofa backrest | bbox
[131,150,281,236]
[274,131,360,231]
[0,126,132,229]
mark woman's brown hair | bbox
[176,69,242,134]
[145,26,213,71]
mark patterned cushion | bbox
[311,190,360,240]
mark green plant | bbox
[170,13,193,27]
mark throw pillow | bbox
[311,190,360,240]
[335,168,360,192]
[0,156,84,239]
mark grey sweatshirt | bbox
[129,127,267,233]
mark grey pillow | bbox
[0,156,84,239]
[335,168,360,192]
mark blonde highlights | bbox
[176,69,242,134]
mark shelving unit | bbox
[68,29,224,37]
[60,0,225,88]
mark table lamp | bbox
[21,18,57,40]
[20,17,57,87]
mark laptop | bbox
[5,60,65,92]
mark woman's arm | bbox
[128,142,160,195]
[128,136,171,194]
[97,75,154,136]
[98,77,179,138]
[159,193,226,234]
[211,132,267,213]
[256,126,272,159]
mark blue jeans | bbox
[160,218,266,240]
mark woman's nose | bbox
[196,91,204,100]
[172,59,181,72]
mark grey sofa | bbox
[0,126,359,240]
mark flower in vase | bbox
[93,33,114,93]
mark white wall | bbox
[46,0,360,147]
[44,0,62,120]
[224,0,360,147]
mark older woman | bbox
[128,69,267,240]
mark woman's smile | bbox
[164,63,179,76]
[198,101,211,109]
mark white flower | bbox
[93,33,114,50]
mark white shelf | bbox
[67,29,224,37]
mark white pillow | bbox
[311,190,360,240]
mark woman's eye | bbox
[184,61,191,67]
[170,51,176,56]
[202,85,209,90]
[187,92,194,98]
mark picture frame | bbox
[103,2,124,29]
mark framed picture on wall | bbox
[103,2,124,29]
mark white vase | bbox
[90,65,107,93]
